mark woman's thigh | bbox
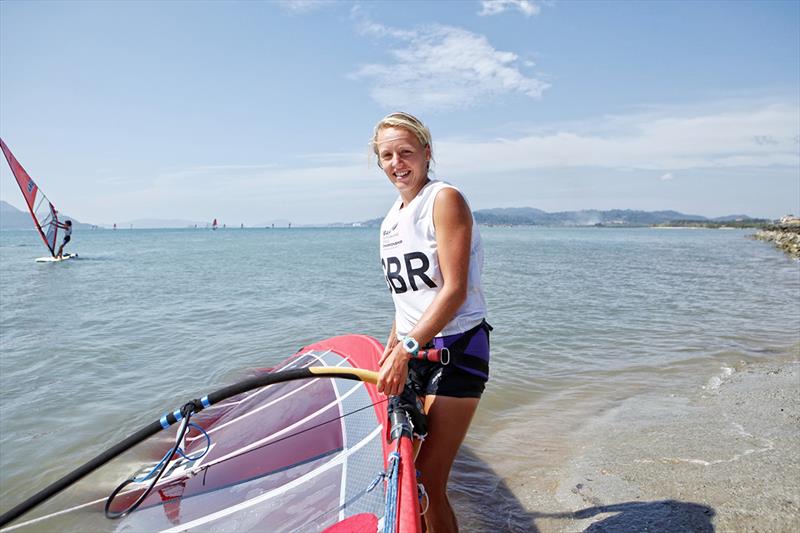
[416,395,480,486]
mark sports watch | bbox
[401,336,419,357]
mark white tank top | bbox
[380,180,486,338]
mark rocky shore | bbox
[753,223,800,259]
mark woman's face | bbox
[375,126,430,198]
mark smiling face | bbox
[375,126,431,202]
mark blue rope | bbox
[132,423,211,482]
[132,451,171,483]
[383,451,401,533]
[175,423,211,461]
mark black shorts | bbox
[406,359,487,398]
[404,320,492,399]
[63,235,71,244]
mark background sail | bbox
[1,138,59,256]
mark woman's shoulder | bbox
[430,180,468,204]
[432,184,472,225]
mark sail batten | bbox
[1,138,60,256]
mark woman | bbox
[373,112,491,533]
[56,219,72,258]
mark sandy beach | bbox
[453,360,800,532]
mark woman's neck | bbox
[400,177,431,208]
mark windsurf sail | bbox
[1,138,60,256]
[212,218,218,230]
[0,335,426,532]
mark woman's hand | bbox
[382,334,397,363]
[377,343,410,396]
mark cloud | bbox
[275,0,331,15]
[478,0,541,18]
[753,135,779,146]
[433,102,800,176]
[350,15,548,111]
[77,100,799,224]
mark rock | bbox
[753,223,800,259]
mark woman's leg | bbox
[416,395,480,533]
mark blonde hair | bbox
[371,112,434,170]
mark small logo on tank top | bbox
[382,222,398,237]
[381,221,401,248]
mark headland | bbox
[753,217,800,259]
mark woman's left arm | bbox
[410,187,472,341]
[377,188,472,396]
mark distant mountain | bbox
[0,201,31,229]
[356,217,383,228]
[356,207,757,227]
[473,208,723,226]
[471,207,551,225]
[0,200,92,230]
[0,200,764,230]
[710,214,753,222]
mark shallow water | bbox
[1,226,798,531]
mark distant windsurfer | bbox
[56,220,72,258]
[373,112,491,533]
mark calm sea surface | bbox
[1,226,798,531]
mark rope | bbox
[131,423,210,483]
[418,479,429,515]
[105,404,198,519]
[288,470,386,533]
[383,451,401,533]
[174,423,211,461]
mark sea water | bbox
[1,226,798,531]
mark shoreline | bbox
[551,359,799,532]
[454,358,800,532]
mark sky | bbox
[1,0,798,226]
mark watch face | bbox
[403,337,418,353]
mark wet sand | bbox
[453,360,800,532]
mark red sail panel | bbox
[0,138,59,256]
[0,138,39,211]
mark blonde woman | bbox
[373,112,491,533]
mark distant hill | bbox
[356,217,383,228]
[710,214,753,222]
[356,207,761,227]
[472,207,713,226]
[0,200,767,230]
[0,200,92,230]
[0,201,32,229]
